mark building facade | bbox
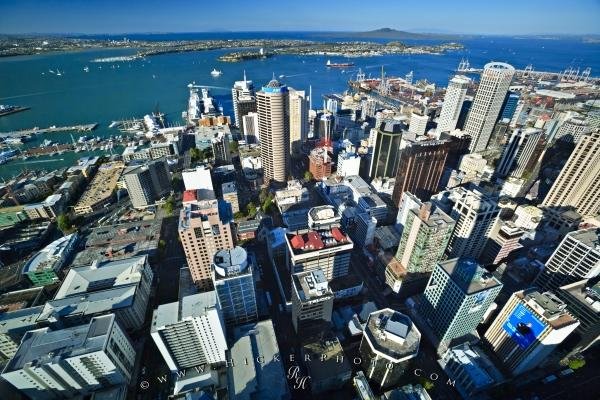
[369,121,404,180]
[436,75,470,135]
[465,62,515,152]
[291,269,334,333]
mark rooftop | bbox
[213,246,250,278]
[438,258,502,295]
[4,314,117,373]
[293,270,332,302]
[364,309,420,361]
[287,226,351,255]
[228,320,288,400]
[0,306,43,334]
[56,255,148,299]
[516,288,579,329]
[22,233,78,275]
[559,278,600,314]
[568,228,600,252]
[152,291,219,332]
[301,330,351,383]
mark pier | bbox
[0,123,98,139]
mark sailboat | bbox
[210,68,222,77]
[83,66,89,72]
[48,69,55,74]
[56,69,62,76]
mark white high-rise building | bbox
[484,289,579,376]
[408,113,429,136]
[446,186,499,259]
[257,78,290,185]
[289,88,308,157]
[1,314,135,400]
[496,128,546,179]
[542,131,600,218]
[534,228,600,292]
[242,112,260,143]
[336,151,361,177]
[436,75,470,135]
[465,62,515,152]
[232,73,255,129]
[151,291,227,372]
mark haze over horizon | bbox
[0,0,599,36]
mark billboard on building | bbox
[502,303,546,349]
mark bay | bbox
[0,32,598,179]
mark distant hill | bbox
[321,28,463,40]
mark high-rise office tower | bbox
[419,259,503,344]
[436,75,470,135]
[1,314,135,400]
[286,206,353,280]
[151,291,227,372]
[499,91,520,121]
[289,88,308,157]
[212,131,231,165]
[481,221,524,265]
[395,202,455,276]
[257,78,290,186]
[542,131,600,217]
[243,112,260,143]
[446,185,500,259]
[354,211,377,247]
[496,128,546,179]
[179,191,235,290]
[465,62,515,152]
[391,136,449,205]
[534,228,600,292]
[456,98,473,131]
[308,146,333,180]
[123,158,171,209]
[557,278,600,355]
[359,309,421,389]
[291,269,334,333]
[408,112,429,136]
[232,72,256,130]
[484,289,579,376]
[319,113,335,141]
[369,120,404,180]
[212,246,258,327]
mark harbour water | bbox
[1,32,599,179]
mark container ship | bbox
[326,59,355,68]
[0,105,30,117]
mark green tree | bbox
[246,202,257,218]
[259,188,269,204]
[229,140,239,154]
[568,358,586,370]
[261,193,274,213]
[189,148,201,162]
[234,211,245,220]
[162,196,175,216]
[418,377,435,391]
[201,147,213,160]
[57,214,72,234]
[304,171,313,181]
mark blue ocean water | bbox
[0,32,598,179]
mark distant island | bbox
[318,27,466,40]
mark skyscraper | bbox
[499,91,520,121]
[2,314,135,400]
[123,158,171,209]
[211,131,231,165]
[289,88,309,157]
[179,191,235,290]
[212,246,258,327]
[391,136,449,205]
[436,75,470,135]
[369,120,404,180]
[419,258,503,345]
[557,278,600,355]
[242,112,260,143]
[446,185,499,259]
[481,221,524,265]
[465,62,515,152]
[542,131,600,217]
[257,78,290,185]
[395,202,455,276]
[484,289,579,376]
[232,72,256,130]
[359,309,421,389]
[496,127,546,179]
[291,269,334,333]
[534,228,600,292]
[408,112,429,136]
[151,291,227,372]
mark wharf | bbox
[0,123,98,139]
[0,106,30,117]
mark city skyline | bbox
[0,0,599,35]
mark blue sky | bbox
[0,0,599,35]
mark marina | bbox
[0,124,98,139]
